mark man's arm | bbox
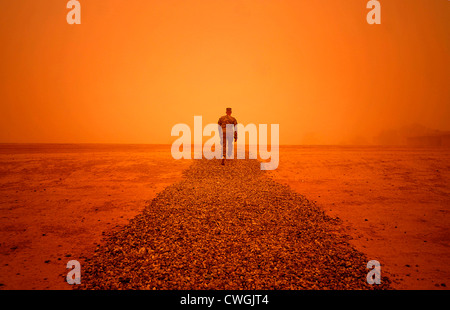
[234,118,238,141]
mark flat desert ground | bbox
[0,144,449,289]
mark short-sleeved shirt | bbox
[218,115,237,132]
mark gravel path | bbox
[77,158,390,290]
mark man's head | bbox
[226,107,232,115]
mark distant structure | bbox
[375,125,450,147]
[406,131,450,147]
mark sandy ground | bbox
[0,144,191,290]
[0,144,449,290]
[269,146,450,290]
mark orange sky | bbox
[0,0,448,144]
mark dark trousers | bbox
[220,132,234,158]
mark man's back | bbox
[218,114,237,131]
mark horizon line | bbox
[0,142,444,148]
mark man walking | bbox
[218,108,238,165]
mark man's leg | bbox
[221,131,226,165]
[227,136,234,158]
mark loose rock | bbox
[77,158,391,290]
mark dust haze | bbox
[0,1,448,145]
